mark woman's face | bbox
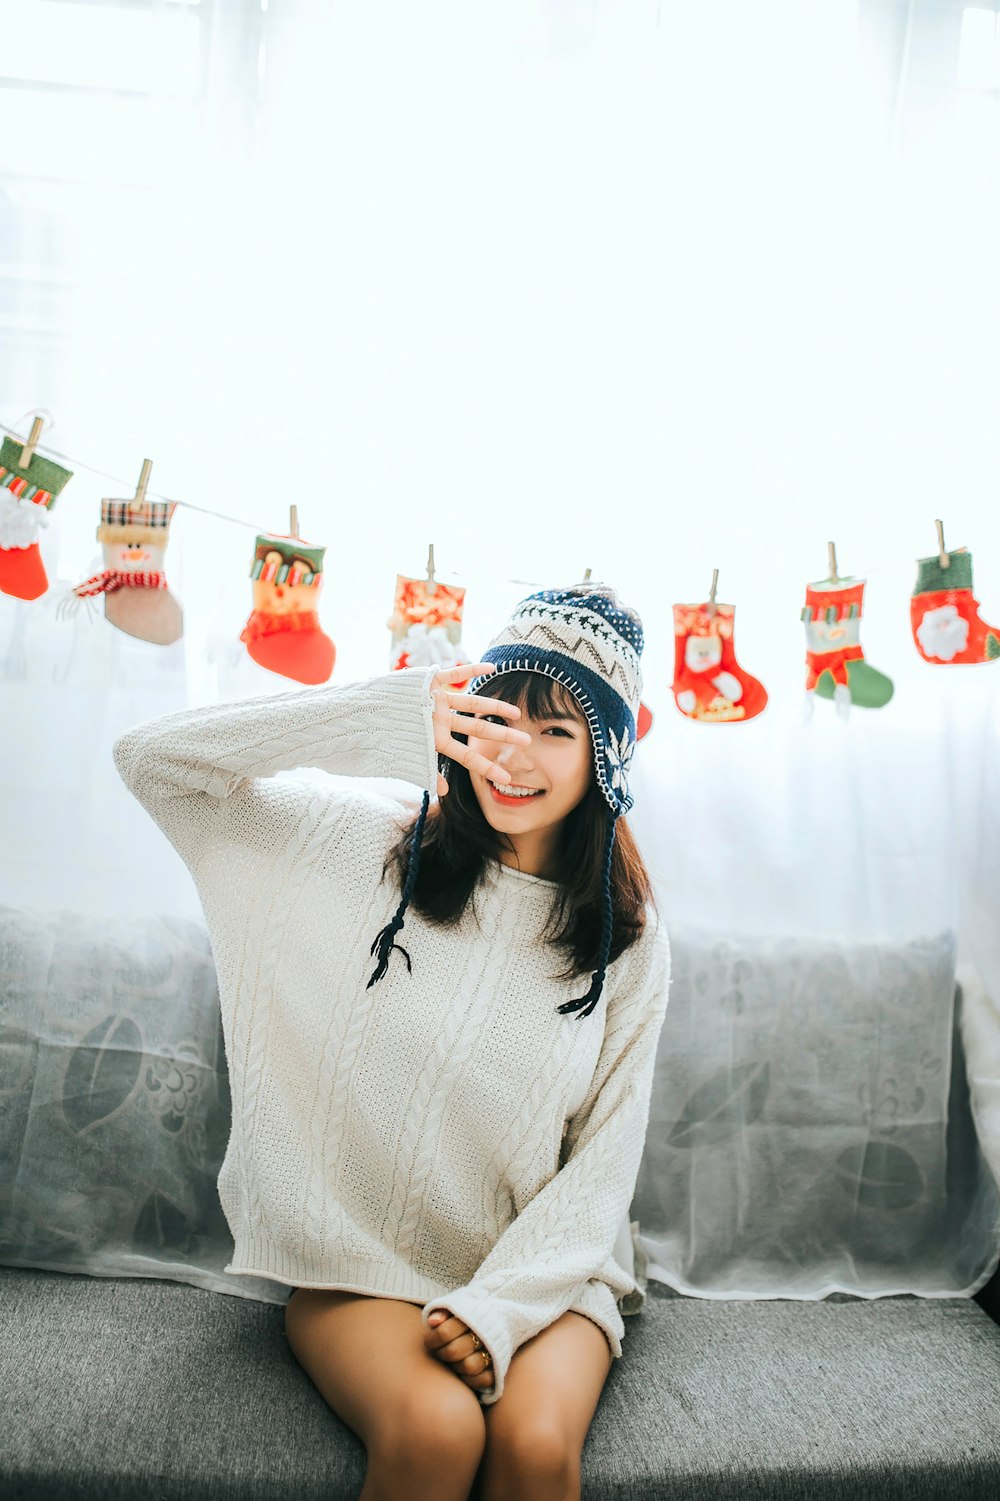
[464,692,593,840]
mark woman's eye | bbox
[544,727,571,736]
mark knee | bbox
[375,1383,486,1474]
[486,1418,577,1490]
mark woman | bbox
[113,581,671,1501]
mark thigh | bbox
[284,1286,483,1450]
[484,1309,613,1451]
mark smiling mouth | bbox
[490,784,546,805]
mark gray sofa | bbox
[2,905,999,1498]
[2,1261,999,1500]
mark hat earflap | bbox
[557,810,617,1020]
[367,789,431,988]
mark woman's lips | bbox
[490,784,546,806]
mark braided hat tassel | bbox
[557,811,616,1020]
[367,789,431,988]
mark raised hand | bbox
[423,1308,495,1393]
[430,661,531,797]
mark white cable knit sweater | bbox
[113,664,671,1404]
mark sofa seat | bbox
[2,1266,999,1500]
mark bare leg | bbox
[472,1310,613,1501]
[285,1287,486,1501]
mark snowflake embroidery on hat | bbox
[606,724,635,794]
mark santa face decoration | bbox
[915,606,970,662]
[910,548,1000,666]
[684,633,724,673]
[672,601,768,723]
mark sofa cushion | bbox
[633,923,1000,1298]
[1,1266,998,1501]
[0,904,287,1304]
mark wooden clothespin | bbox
[289,505,300,539]
[827,541,839,583]
[18,416,45,470]
[935,518,949,570]
[706,568,719,618]
[129,459,153,515]
[425,542,437,597]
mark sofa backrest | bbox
[1,906,997,1304]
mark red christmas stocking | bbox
[802,576,893,711]
[0,437,73,600]
[911,547,1000,665]
[671,601,768,722]
[388,573,472,684]
[240,533,335,685]
[62,498,183,643]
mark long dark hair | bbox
[381,669,656,985]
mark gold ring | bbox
[480,1350,492,1371]
[470,1334,482,1352]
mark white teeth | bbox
[495,785,542,797]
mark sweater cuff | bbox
[566,1279,625,1359]
[372,666,440,794]
[421,1290,514,1406]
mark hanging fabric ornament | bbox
[910,529,1000,666]
[671,595,768,723]
[63,494,183,644]
[239,532,335,685]
[387,547,472,684]
[0,431,73,601]
[802,548,893,713]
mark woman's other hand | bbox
[423,1308,496,1393]
[430,662,530,798]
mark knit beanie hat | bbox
[368,582,644,1019]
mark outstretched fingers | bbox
[447,737,516,785]
[430,661,531,788]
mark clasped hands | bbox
[424,1308,496,1394]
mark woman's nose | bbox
[495,736,534,769]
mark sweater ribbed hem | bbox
[567,1283,625,1358]
[224,1235,453,1306]
[565,1303,623,1360]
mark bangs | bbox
[482,669,588,725]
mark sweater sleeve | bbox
[420,922,671,1404]
[112,665,441,878]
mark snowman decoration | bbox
[63,496,183,644]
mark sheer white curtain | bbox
[1,0,999,1284]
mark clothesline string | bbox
[0,416,915,585]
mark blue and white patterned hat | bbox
[465,584,644,818]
